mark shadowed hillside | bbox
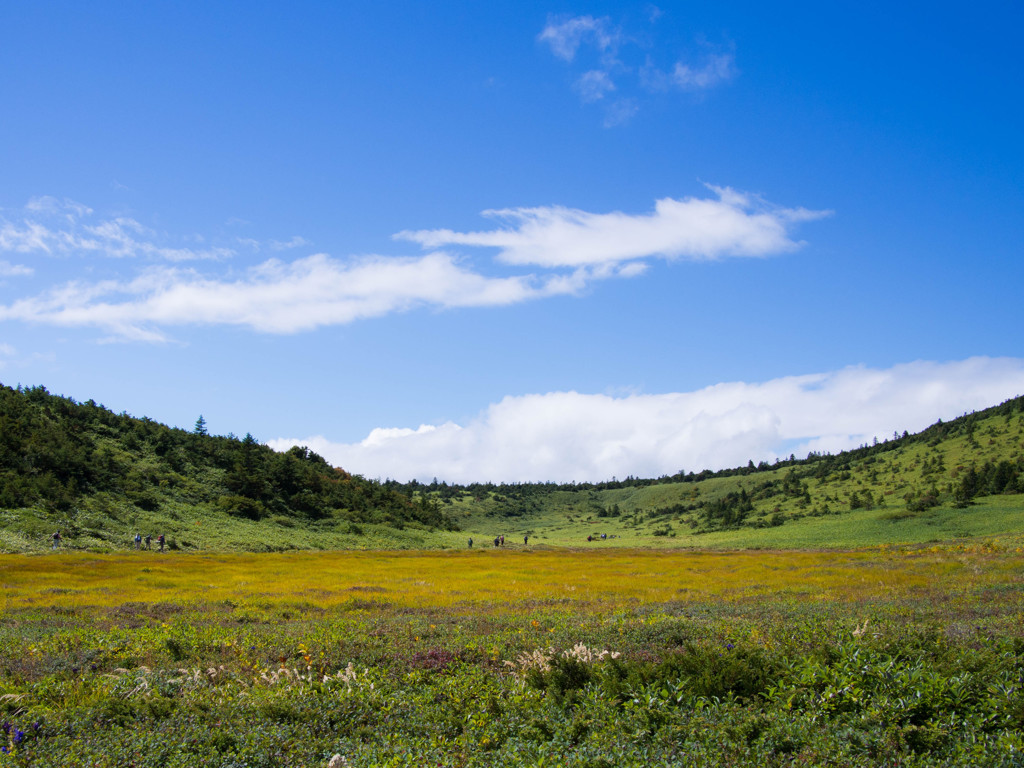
[0,383,456,552]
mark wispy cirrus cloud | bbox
[0,197,233,262]
[268,357,1024,483]
[270,235,311,251]
[0,261,33,278]
[539,12,737,125]
[397,186,830,268]
[673,52,737,90]
[538,14,619,62]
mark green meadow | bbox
[1,547,1023,766]
[2,388,1024,764]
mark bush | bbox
[217,494,266,520]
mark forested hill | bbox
[0,383,456,551]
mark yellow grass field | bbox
[3,544,1021,613]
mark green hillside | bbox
[2,381,1023,552]
[0,383,457,552]
[413,394,1024,549]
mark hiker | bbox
[52,530,61,550]
[468,537,473,548]
[494,536,499,547]
[524,534,528,545]
[145,534,151,550]
[587,535,592,542]
[158,534,165,552]
[134,533,142,550]
[500,534,505,546]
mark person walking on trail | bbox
[468,537,473,548]
[500,534,505,546]
[145,534,151,550]
[52,531,61,550]
[493,536,499,547]
[524,534,528,545]
[134,533,142,550]
[158,534,165,552]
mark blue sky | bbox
[2,1,1023,482]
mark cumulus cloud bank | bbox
[267,358,1024,484]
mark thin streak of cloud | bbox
[0,261,33,277]
[397,186,831,268]
[270,235,311,251]
[268,357,1024,483]
[0,252,581,340]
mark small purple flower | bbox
[725,643,735,650]
[14,729,24,744]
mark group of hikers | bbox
[48,530,166,551]
[133,532,166,551]
[467,533,529,548]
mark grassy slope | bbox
[2,392,1022,553]
[447,404,1024,550]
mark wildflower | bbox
[328,755,350,768]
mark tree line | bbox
[0,384,456,530]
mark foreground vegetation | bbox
[1,547,1023,766]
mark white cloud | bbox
[268,357,1024,483]
[270,235,311,251]
[0,260,33,277]
[538,15,618,62]
[539,13,736,125]
[1,189,824,340]
[24,196,93,220]
[602,99,639,127]
[0,199,234,262]
[673,52,737,90]
[576,70,615,102]
[397,186,831,268]
[0,252,583,339]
